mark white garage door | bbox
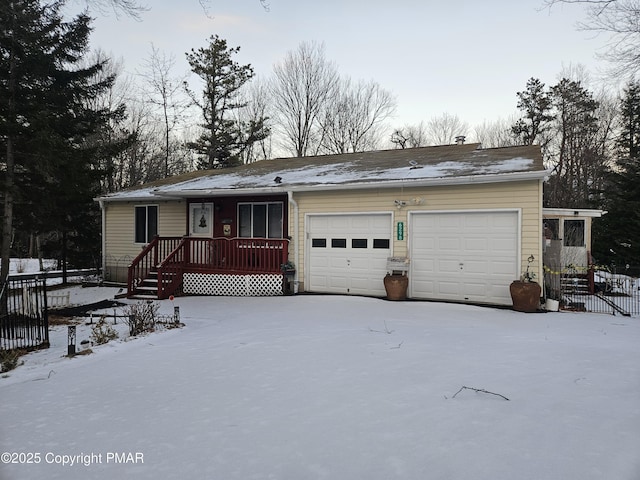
[409,211,519,305]
[307,214,392,296]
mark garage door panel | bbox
[309,255,330,268]
[307,214,391,295]
[463,260,489,274]
[491,238,517,251]
[438,259,462,275]
[308,274,328,288]
[438,237,461,251]
[438,281,461,296]
[490,260,518,275]
[410,211,518,305]
[329,276,348,290]
[464,237,488,252]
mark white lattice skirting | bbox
[183,273,284,296]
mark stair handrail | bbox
[156,238,189,300]
[127,236,183,298]
[127,236,160,297]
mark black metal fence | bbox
[0,277,49,351]
[545,265,640,317]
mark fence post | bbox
[173,306,180,325]
[67,326,76,357]
[129,314,136,336]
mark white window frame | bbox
[134,205,158,244]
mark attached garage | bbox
[306,213,392,296]
[409,210,519,305]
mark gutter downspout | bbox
[287,191,299,293]
[98,199,106,280]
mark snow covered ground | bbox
[1,287,640,480]
[3,258,57,274]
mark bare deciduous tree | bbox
[139,44,189,177]
[390,122,428,149]
[320,78,396,154]
[75,0,148,19]
[234,77,273,164]
[426,113,469,145]
[270,41,339,157]
[545,0,640,77]
[473,117,520,148]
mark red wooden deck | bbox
[128,237,290,299]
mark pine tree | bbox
[546,78,602,208]
[0,0,122,282]
[185,35,268,169]
[592,81,640,267]
[511,77,553,146]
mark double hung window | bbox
[238,202,283,238]
[135,205,158,243]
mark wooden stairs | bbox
[130,268,179,300]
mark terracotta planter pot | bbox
[384,274,408,301]
[509,281,541,313]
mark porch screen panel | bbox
[268,203,283,238]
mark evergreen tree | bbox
[592,81,640,267]
[185,35,268,169]
[0,0,121,282]
[511,77,553,146]
[546,78,602,208]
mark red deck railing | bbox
[128,237,290,299]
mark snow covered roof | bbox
[543,208,607,218]
[98,143,546,201]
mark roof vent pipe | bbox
[455,135,466,145]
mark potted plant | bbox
[510,255,542,312]
[280,261,296,276]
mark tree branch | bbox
[451,385,510,401]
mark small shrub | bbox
[125,301,159,336]
[0,349,23,373]
[90,317,119,345]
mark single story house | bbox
[96,143,548,306]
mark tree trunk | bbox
[1,136,15,286]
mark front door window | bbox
[190,203,213,236]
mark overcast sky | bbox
[69,0,610,131]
